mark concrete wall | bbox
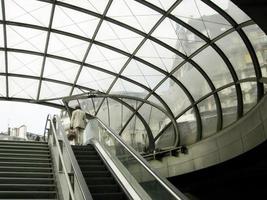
[149,94,267,177]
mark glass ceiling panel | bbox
[110,78,149,98]
[243,25,267,78]
[122,60,165,89]
[241,81,257,114]
[96,20,144,54]
[7,25,47,52]
[198,95,217,139]
[174,63,211,100]
[192,46,233,88]
[39,80,72,100]
[53,5,100,38]
[136,40,183,72]
[155,78,191,116]
[86,44,128,73]
[171,0,231,39]
[216,31,255,79]
[177,108,197,145]
[0,76,6,97]
[152,18,205,56]
[8,52,42,76]
[48,33,89,61]
[0,25,4,47]
[5,0,52,27]
[107,0,161,33]
[211,0,250,24]
[77,67,115,92]
[59,0,109,14]
[43,58,80,83]
[146,0,177,11]
[217,85,237,128]
[9,77,38,99]
[0,51,5,73]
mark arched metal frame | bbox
[0,0,265,148]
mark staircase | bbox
[0,140,57,199]
[72,144,128,200]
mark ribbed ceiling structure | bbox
[0,0,267,149]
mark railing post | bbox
[58,140,63,172]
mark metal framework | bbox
[0,0,266,149]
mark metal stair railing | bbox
[45,114,93,200]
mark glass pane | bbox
[39,81,71,99]
[146,0,176,11]
[107,0,161,33]
[217,86,237,128]
[44,58,79,83]
[0,76,6,97]
[171,0,231,39]
[193,46,233,88]
[216,31,256,79]
[198,95,217,139]
[53,6,100,38]
[122,100,137,129]
[241,81,257,113]
[59,0,109,14]
[8,52,43,76]
[243,25,267,77]
[5,0,52,27]
[107,98,123,132]
[152,18,205,56]
[7,25,47,52]
[136,40,183,72]
[0,51,6,73]
[79,98,95,115]
[155,78,191,116]
[77,67,115,92]
[48,33,89,61]
[86,44,128,73]
[96,98,110,126]
[123,60,165,89]
[9,77,38,99]
[96,21,144,54]
[174,63,211,100]
[110,78,149,98]
[0,25,4,48]
[177,108,197,145]
[211,0,250,24]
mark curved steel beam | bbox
[201,0,264,103]
[63,92,180,148]
[155,77,258,141]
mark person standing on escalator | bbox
[70,105,87,145]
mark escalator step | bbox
[92,192,125,200]
[89,184,120,193]
[82,171,111,177]
[86,177,115,185]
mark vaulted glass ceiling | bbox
[1,0,267,148]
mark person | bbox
[70,105,87,145]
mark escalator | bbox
[72,145,128,200]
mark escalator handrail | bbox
[49,115,93,200]
[96,118,188,200]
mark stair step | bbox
[78,159,102,165]
[0,149,50,155]
[0,140,47,144]
[0,157,51,163]
[86,177,115,185]
[0,145,49,151]
[0,184,56,191]
[0,141,48,147]
[0,161,52,168]
[0,177,55,184]
[0,153,50,158]
[83,171,111,178]
[0,191,57,198]
[92,192,125,200]
[89,184,120,193]
[72,150,97,155]
[0,172,54,178]
[80,165,106,171]
[0,166,52,173]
